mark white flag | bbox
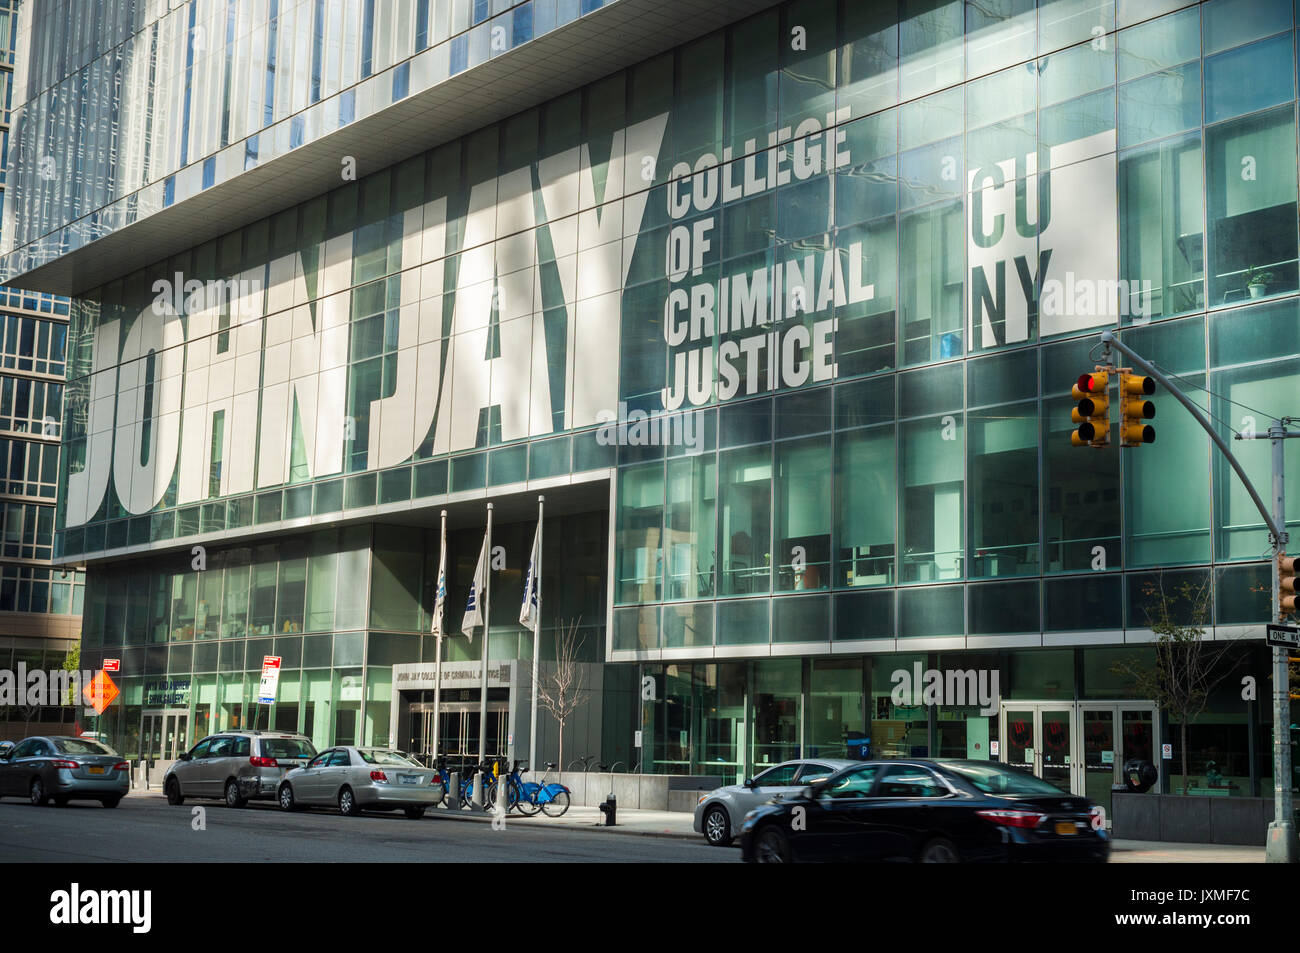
[460,530,489,639]
[431,528,447,637]
[519,523,541,632]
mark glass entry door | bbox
[999,704,1073,790]
[1003,701,1158,807]
[141,709,188,762]
[436,705,508,765]
[1079,703,1158,812]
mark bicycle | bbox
[431,758,492,809]
[489,760,570,817]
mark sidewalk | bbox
[427,803,699,840]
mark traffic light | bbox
[1119,371,1156,447]
[1070,370,1110,447]
[1280,553,1298,619]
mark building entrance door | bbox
[141,709,188,762]
[408,702,508,766]
[1076,703,1158,814]
[1000,701,1159,812]
[999,703,1073,791]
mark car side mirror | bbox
[744,777,756,788]
[178,752,192,761]
[806,778,830,798]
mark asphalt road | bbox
[0,795,723,863]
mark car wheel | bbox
[753,826,791,863]
[338,786,359,817]
[100,796,122,809]
[224,779,247,809]
[165,778,184,806]
[919,837,960,863]
[404,805,426,820]
[278,783,297,812]
[29,777,48,806]
[703,805,733,847]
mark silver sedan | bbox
[277,747,445,819]
[0,735,130,807]
[694,758,857,847]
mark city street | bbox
[0,796,720,863]
[0,794,1265,863]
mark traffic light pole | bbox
[1099,330,1298,863]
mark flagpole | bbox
[529,495,543,773]
[432,509,446,764]
[478,502,493,766]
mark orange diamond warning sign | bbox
[83,670,119,715]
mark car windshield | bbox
[261,738,315,760]
[357,749,421,766]
[942,762,1068,796]
[53,738,116,756]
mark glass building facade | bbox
[3,0,1298,803]
[0,0,84,741]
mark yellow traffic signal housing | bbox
[1070,370,1110,447]
[1119,371,1156,447]
[1280,553,1298,619]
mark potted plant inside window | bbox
[1245,265,1273,299]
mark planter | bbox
[1247,282,1266,299]
[1112,792,1275,845]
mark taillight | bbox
[249,756,278,768]
[113,761,129,772]
[429,775,441,785]
[370,770,388,782]
[50,759,78,769]
[976,809,1045,829]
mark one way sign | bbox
[1265,624,1300,650]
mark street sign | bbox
[103,659,120,672]
[1266,624,1300,650]
[83,671,119,715]
[257,656,282,705]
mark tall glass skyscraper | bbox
[3,0,1297,810]
[0,0,84,741]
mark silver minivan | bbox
[163,730,317,808]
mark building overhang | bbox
[7,0,774,297]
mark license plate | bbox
[1055,820,1077,835]
[398,774,421,785]
[87,765,105,775]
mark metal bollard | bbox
[472,770,484,809]
[447,771,460,809]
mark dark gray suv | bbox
[163,731,316,808]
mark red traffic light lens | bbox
[1077,373,1096,392]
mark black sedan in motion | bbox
[739,759,1108,863]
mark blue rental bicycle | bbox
[486,759,570,817]
[431,757,494,809]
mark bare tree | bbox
[532,618,585,772]
[1110,573,1237,794]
